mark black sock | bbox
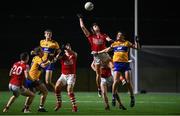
[115,93,120,101]
[130,95,134,99]
[112,94,116,100]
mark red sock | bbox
[68,92,76,106]
[55,87,61,103]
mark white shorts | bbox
[100,76,113,86]
[93,52,111,65]
[57,74,76,86]
[9,84,27,97]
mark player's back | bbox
[9,61,27,86]
[29,56,43,80]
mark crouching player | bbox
[54,43,78,112]
[25,46,52,112]
[3,52,35,113]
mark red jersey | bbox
[60,51,77,75]
[87,33,108,52]
[100,67,112,78]
[9,61,28,86]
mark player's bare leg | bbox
[125,70,135,107]
[45,70,55,91]
[112,71,120,106]
[21,89,35,113]
[108,60,114,76]
[67,84,77,112]
[3,95,16,112]
[115,92,127,110]
[36,83,48,112]
[101,83,110,110]
[54,81,63,111]
[95,64,102,97]
[112,71,126,110]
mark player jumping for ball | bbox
[77,14,114,97]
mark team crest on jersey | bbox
[114,46,128,52]
[92,38,103,45]
[117,47,123,50]
[64,59,73,65]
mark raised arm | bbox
[131,37,140,50]
[77,14,91,37]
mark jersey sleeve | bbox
[110,42,116,48]
[55,41,60,49]
[40,40,43,47]
[126,41,133,47]
[33,56,43,65]
[103,33,108,38]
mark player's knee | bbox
[41,89,48,96]
[43,91,48,96]
[13,92,20,98]
[102,91,106,96]
[30,92,35,98]
[45,80,50,85]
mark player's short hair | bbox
[92,22,98,27]
[31,46,43,56]
[65,43,71,47]
[44,29,52,33]
[116,31,126,39]
[20,52,29,61]
[91,23,100,34]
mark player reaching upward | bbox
[54,43,78,112]
[40,29,61,91]
[98,31,140,108]
[3,52,35,113]
[77,14,114,97]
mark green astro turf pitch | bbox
[0,91,180,115]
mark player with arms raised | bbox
[98,31,140,108]
[54,43,78,112]
[77,14,114,97]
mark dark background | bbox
[2,0,180,68]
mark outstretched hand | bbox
[135,36,139,42]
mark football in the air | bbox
[84,2,94,11]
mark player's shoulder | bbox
[32,56,41,61]
[40,39,45,45]
[88,34,94,38]
[100,32,108,37]
[111,40,118,46]
[51,40,59,45]
[13,61,19,66]
[40,39,45,42]
[125,40,132,45]
[21,63,28,69]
